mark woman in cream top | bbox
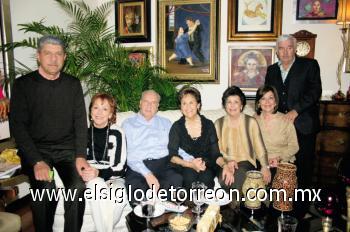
[214,86,271,192]
[255,85,299,168]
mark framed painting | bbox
[229,45,275,96]
[0,5,10,140]
[296,0,338,20]
[115,0,151,43]
[126,46,153,66]
[158,0,219,82]
[228,0,283,41]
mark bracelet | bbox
[221,163,227,169]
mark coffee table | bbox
[126,203,347,232]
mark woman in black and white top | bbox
[81,93,128,232]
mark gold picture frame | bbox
[228,0,283,41]
[115,0,151,43]
[158,0,219,81]
[229,45,275,97]
[126,46,154,66]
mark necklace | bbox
[91,124,110,164]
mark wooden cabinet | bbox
[315,101,350,186]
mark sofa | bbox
[53,103,255,232]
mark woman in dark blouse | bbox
[168,87,233,190]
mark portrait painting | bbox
[229,46,275,94]
[296,0,338,20]
[115,0,151,43]
[228,0,282,41]
[158,0,219,81]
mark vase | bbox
[272,163,297,212]
[242,171,265,210]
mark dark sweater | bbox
[9,71,87,166]
[168,115,221,170]
[87,125,127,180]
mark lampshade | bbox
[337,0,350,27]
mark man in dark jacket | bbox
[265,34,322,219]
[10,35,90,232]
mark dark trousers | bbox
[295,132,317,189]
[24,149,85,232]
[182,167,216,190]
[125,156,183,204]
[294,131,317,219]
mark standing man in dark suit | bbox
[265,34,322,218]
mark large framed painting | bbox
[228,0,283,41]
[229,45,275,97]
[158,0,219,82]
[296,0,338,20]
[115,0,151,43]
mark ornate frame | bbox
[115,0,151,43]
[229,44,275,97]
[228,0,283,41]
[158,0,219,81]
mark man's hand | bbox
[76,157,90,177]
[145,173,160,192]
[34,161,51,182]
[221,165,234,186]
[284,110,298,123]
[81,166,99,182]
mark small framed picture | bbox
[115,0,151,43]
[296,0,338,20]
[229,45,275,97]
[126,46,153,66]
[228,0,283,41]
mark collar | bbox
[136,112,156,124]
[278,57,295,72]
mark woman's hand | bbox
[191,158,206,172]
[81,167,99,182]
[221,165,234,186]
[268,157,280,168]
[227,160,238,172]
[261,167,271,184]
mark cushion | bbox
[0,212,21,232]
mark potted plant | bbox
[4,0,179,112]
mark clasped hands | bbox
[190,157,206,172]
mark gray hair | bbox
[37,35,66,53]
[141,90,161,103]
[276,34,297,50]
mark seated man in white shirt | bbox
[122,90,183,203]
